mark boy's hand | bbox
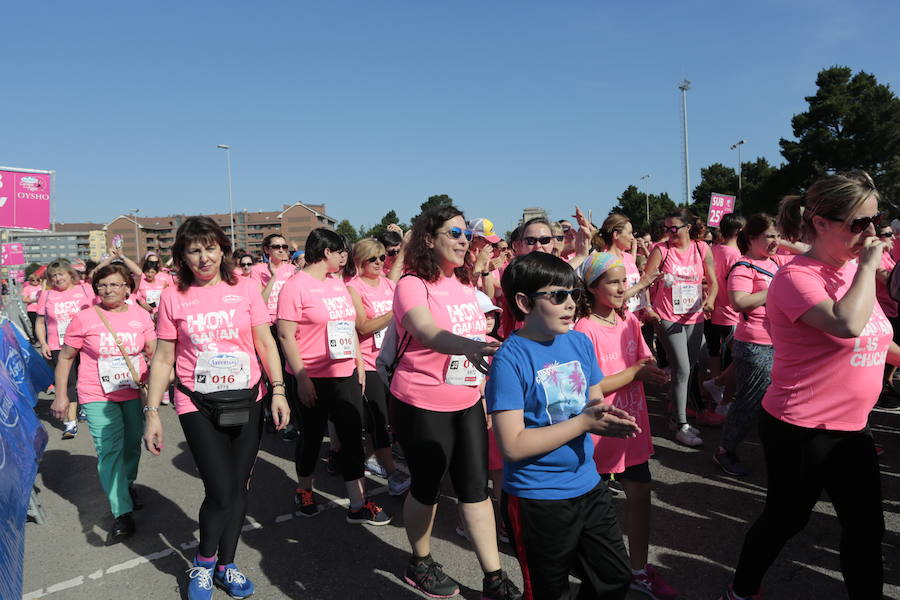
[632,358,670,385]
[581,402,639,438]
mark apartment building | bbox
[9,222,106,264]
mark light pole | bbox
[129,208,140,258]
[217,144,235,248]
[640,174,651,224]
[678,80,691,207]
[730,140,746,205]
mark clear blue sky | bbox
[3,1,898,236]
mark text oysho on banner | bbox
[0,168,51,230]
[0,244,25,267]
[708,193,736,227]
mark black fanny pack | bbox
[177,380,259,427]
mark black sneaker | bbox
[606,478,624,496]
[714,448,749,477]
[347,500,391,525]
[106,512,135,545]
[294,488,319,517]
[875,387,900,411]
[404,555,460,598]
[482,571,523,600]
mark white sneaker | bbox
[364,457,388,479]
[675,423,703,447]
[668,418,699,436]
[703,378,724,405]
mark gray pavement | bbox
[22,389,900,600]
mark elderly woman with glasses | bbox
[50,262,156,545]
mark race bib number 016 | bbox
[194,351,251,393]
[327,321,356,359]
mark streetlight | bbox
[640,174,651,224]
[730,140,746,205]
[217,144,235,248]
[129,208,140,257]
[679,80,691,207]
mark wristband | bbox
[143,406,159,414]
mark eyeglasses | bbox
[269,244,290,251]
[96,282,127,291]
[366,254,387,263]
[529,288,583,305]
[440,227,474,241]
[386,248,400,257]
[665,224,689,234]
[825,212,882,233]
[524,236,553,246]
[877,232,894,239]
[553,235,565,242]
[240,262,253,267]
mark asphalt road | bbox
[22,389,900,600]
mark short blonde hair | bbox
[352,238,386,272]
[46,259,79,285]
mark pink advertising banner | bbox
[1,243,25,266]
[0,168,52,230]
[708,193,736,227]
[9,269,25,283]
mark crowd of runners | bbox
[25,168,896,599]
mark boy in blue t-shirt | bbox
[487,252,639,600]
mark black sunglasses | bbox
[366,254,387,263]
[825,212,882,234]
[441,227,474,241]
[665,224,689,234]
[524,236,553,246]
[240,261,253,267]
[386,248,400,257]
[529,288,583,305]
[554,235,565,242]
[877,231,894,239]
[269,244,290,250]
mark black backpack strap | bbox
[728,260,776,280]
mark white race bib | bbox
[57,318,71,346]
[98,355,141,394]
[327,321,356,360]
[372,327,386,349]
[673,282,701,315]
[145,289,162,306]
[194,351,251,393]
[445,336,485,386]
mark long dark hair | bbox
[666,208,704,240]
[172,216,237,291]
[738,213,777,254]
[405,205,473,284]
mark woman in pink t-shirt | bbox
[250,234,296,324]
[873,223,900,409]
[277,228,390,526]
[36,259,96,438]
[142,217,289,598]
[22,271,43,342]
[574,252,678,599]
[714,214,789,477]
[725,171,898,600]
[135,254,170,315]
[345,238,409,495]
[391,205,519,599]
[50,263,156,545]
[643,208,718,446]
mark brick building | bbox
[104,202,336,260]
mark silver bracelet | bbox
[142,406,159,414]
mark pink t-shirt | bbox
[22,284,41,312]
[250,262,296,323]
[345,275,396,371]
[391,274,487,412]
[651,241,710,324]
[156,277,270,415]
[64,304,156,404]
[620,251,646,313]
[875,251,898,318]
[37,284,96,350]
[277,270,358,378]
[136,275,170,313]
[711,244,741,326]
[763,256,893,431]
[727,255,788,346]
[891,242,900,264]
[574,313,654,473]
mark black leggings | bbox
[179,401,263,565]
[50,349,78,403]
[363,371,392,450]
[292,375,365,482]
[392,398,489,505]
[733,410,884,598]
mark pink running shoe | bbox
[718,584,763,600]
[630,565,679,600]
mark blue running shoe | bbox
[186,557,214,600]
[214,563,255,598]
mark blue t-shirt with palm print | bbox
[486,330,603,500]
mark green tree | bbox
[610,186,676,229]
[358,210,410,239]
[335,219,359,244]
[690,163,738,220]
[779,66,900,208]
[411,194,454,224]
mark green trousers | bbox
[82,398,143,517]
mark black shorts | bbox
[618,461,651,483]
[705,322,735,358]
[392,398,489,505]
[363,371,391,449]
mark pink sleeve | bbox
[142,311,157,342]
[246,280,270,327]
[249,267,264,285]
[728,264,755,294]
[393,276,427,324]
[276,276,302,322]
[155,289,178,340]
[63,312,85,350]
[772,269,829,323]
[37,291,48,316]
